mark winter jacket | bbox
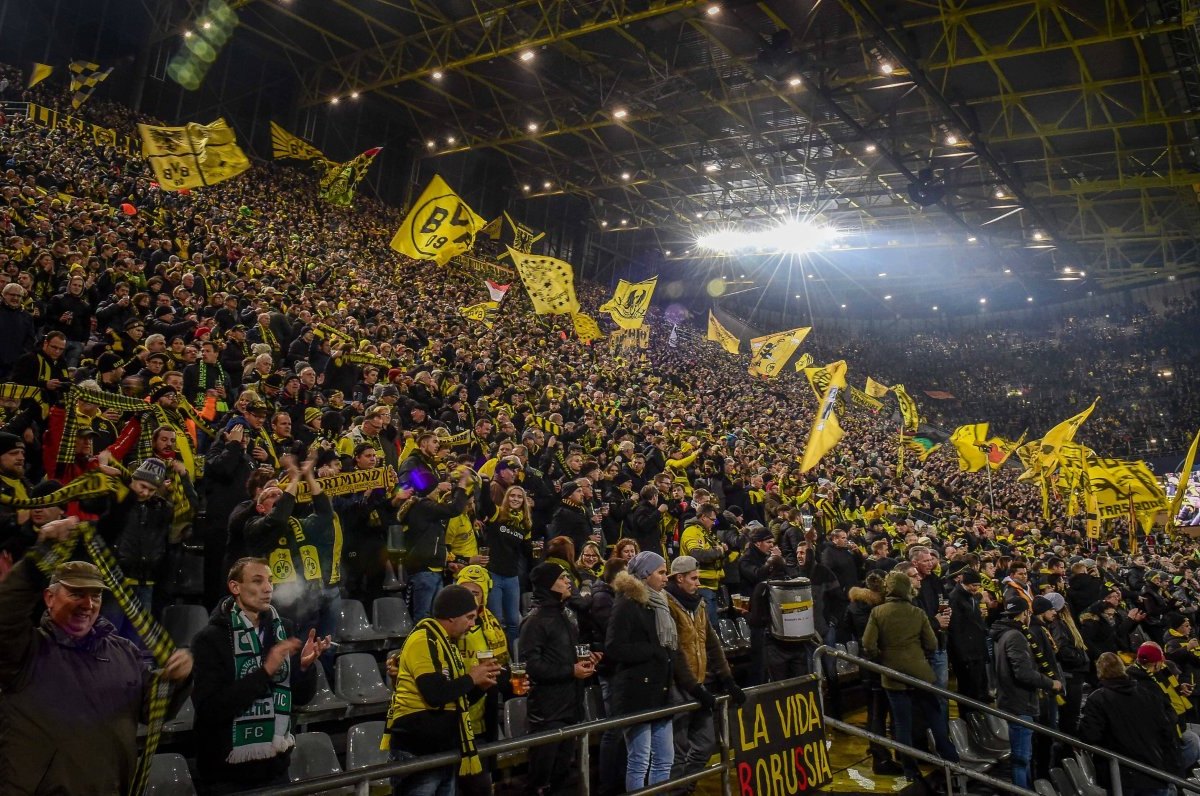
[844,585,883,643]
[1047,615,1090,675]
[605,572,685,716]
[665,581,731,688]
[1066,572,1104,618]
[98,492,176,585]
[861,571,937,690]
[947,584,989,664]
[0,303,35,376]
[1078,675,1182,789]
[402,488,471,572]
[1079,603,1140,661]
[990,618,1053,716]
[548,500,591,553]
[191,598,317,790]
[518,589,584,725]
[626,500,665,558]
[0,559,191,796]
[820,544,863,598]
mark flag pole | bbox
[986,461,995,513]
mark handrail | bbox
[814,645,1200,795]
[241,673,817,796]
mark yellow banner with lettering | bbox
[138,118,251,190]
[28,103,141,157]
[460,301,499,328]
[748,327,810,378]
[706,311,740,355]
[278,466,397,503]
[270,121,325,161]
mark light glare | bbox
[696,221,841,254]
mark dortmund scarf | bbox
[0,382,40,403]
[31,521,176,796]
[0,470,123,507]
[57,386,148,466]
[269,517,325,585]
[227,603,294,763]
[1023,623,1066,706]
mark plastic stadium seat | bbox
[162,604,208,648]
[162,697,195,734]
[833,644,858,677]
[947,718,998,764]
[1050,766,1079,796]
[1062,756,1105,796]
[381,560,406,591]
[144,753,196,796]
[335,653,392,705]
[965,712,1009,753]
[1076,754,1099,787]
[985,712,1010,741]
[334,599,386,642]
[288,732,343,782]
[716,618,739,649]
[295,663,349,714]
[386,525,405,553]
[1033,780,1059,796]
[372,597,413,637]
[168,552,205,600]
[582,684,605,722]
[346,720,389,788]
[504,696,528,739]
[735,616,752,648]
[845,639,860,657]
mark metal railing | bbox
[242,674,819,796]
[815,645,1200,796]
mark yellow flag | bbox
[865,377,891,398]
[800,360,847,472]
[950,423,989,472]
[1086,456,1167,531]
[1170,429,1199,524]
[138,118,250,190]
[270,121,324,161]
[793,352,814,372]
[748,327,810,378]
[893,384,919,433]
[1029,398,1098,478]
[460,301,498,327]
[28,63,54,89]
[706,311,739,355]
[480,216,503,240]
[986,431,1028,471]
[599,277,657,330]
[509,248,580,314]
[389,175,486,265]
[68,60,113,109]
[571,312,604,343]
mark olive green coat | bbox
[860,570,937,690]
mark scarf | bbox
[646,587,679,650]
[227,603,294,762]
[666,580,703,613]
[1023,622,1065,706]
[406,618,482,775]
[269,517,324,586]
[58,385,148,466]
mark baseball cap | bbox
[669,556,699,576]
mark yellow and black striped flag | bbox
[270,121,324,161]
[68,60,113,109]
[28,63,54,89]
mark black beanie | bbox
[431,584,478,620]
[530,562,564,592]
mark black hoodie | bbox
[1078,675,1182,789]
[517,588,583,725]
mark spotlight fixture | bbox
[613,108,628,119]
[543,181,552,189]
[184,30,193,38]
[932,305,938,311]
[432,70,444,80]
[865,144,877,153]
[788,76,803,87]
[202,20,212,30]
[519,50,535,62]
[1003,268,1011,274]
[979,297,987,304]
[695,220,840,254]
[330,97,340,104]
[705,163,720,172]
[706,4,721,15]
[1032,231,1044,241]
[522,184,531,192]
[425,140,435,149]
[664,250,671,255]
[967,236,977,243]
[884,295,892,300]
[695,211,703,218]
[620,219,628,226]
[350,91,359,99]
[527,122,538,132]
[1027,296,1034,302]
[840,304,847,309]
[447,135,456,144]
[945,134,958,145]
[906,167,944,207]
[600,220,608,227]
[621,172,631,181]
[880,62,894,74]
[994,188,1007,199]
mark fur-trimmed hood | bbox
[849,586,883,608]
[613,570,649,605]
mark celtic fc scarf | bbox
[227,604,294,763]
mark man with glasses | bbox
[0,282,33,380]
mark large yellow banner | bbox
[800,360,847,472]
[138,118,251,190]
[572,312,605,342]
[390,175,487,265]
[748,327,810,378]
[599,277,657,330]
[508,248,580,314]
[270,121,325,161]
[706,311,740,355]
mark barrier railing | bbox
[814,644,1200,796]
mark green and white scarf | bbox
[227,604,295,763]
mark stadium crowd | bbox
[2,69,1200,796]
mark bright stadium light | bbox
[697,220,840,253]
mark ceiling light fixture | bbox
[613,108,628,119]
[425,140,435,149]
[788,76,802,87]
[880,62,894,74]
[330,97,339,104]
[945,134,958,145]
[696,220,841,254]
[600,220,608,227]
[967,236,977,243]
[621,172,631,180]
[522,184,531,192]
[431,70,444,80]
[519,50,535,62]
[350,91,359,99]
[865,143,877,153]
[706,4,721,15]
[883,295,892,300]
[527,122,538,132]
[543,181,552,189]
[447,135,456,144]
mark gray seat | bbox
[162,605,208,648]
[1033,780,1059,796]
[288,732,344,783]
[335,652,392,705]
[386,525,405,553]
[1062,756,1105,796]
[985,712,1010,741]
[1076,754,1099,787]
[504,696,528,738]
[295,662,350,714]
[833,643,857,677]
[144,752,196,796]
[845,639,860,657]
[381,560,406,591]
[162,696,195,733]
[1050,766,1079,796]
[948,718,999,764]
[335,599,386,642]
[372,597,413,637]
[346,720,389,789]
[965,712,1009,753]
[735,616,752,648]
[716,618,739,649]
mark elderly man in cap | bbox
[0,517,192,795]
[665,555,743,779]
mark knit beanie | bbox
[529,562,564,592]
[432,584,478,620]
[628,551,666,580]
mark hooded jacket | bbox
[518,588,582,726]
[1077,675,1182,789]
[191,597,317,790]
[990,616,1052,716]
[844,585,883,643]
[605,571,687,716]
[861,571,937,690]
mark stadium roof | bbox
[159,0,1200,309]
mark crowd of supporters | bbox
[1,71,1199,796]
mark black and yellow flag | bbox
[317,146,381,207]
[748,327,810,378]
[893,384,920,434]
[509,248,580,314]
[599,277,657,330]
[1170,429,1199,523]
[28,63,54,89]
[706,311,739,355]
[138,118,250,190]
[68,60,113,109]
[460,301,499,328]
[390,175,486,265]
[1086,456,1166,532]
[800,360,847,472]
[950,423,989,472]
[495,211,545,261]
[865,377,891,398]
[571,312,604,343]
[1026,398,1099,480]
[480,216,503,240]
[270,121,325,161]
[793,352,814,372]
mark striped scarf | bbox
[1023,623,1065,706]
[31,522,176,796]
[58,386,148,466]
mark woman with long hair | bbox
[482,484,533,647]
[575,541,603,587]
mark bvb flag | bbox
[495,211,545,261]
[706,311,739,355]
[793,352,814,372]
[460,301,498,327]
[950,423,990,472]
[865,377,891,398]
[571,313,604,343]
[68,60,113,109]
[480,216,503,240]
[800,360,847,472]
[1029,398,1099,479]
[270,121,325,161]
[1086,456,1167,532]
[893,384,920,434]
[748,327,810,378]
[28,63,54,89]
[390,175,486,265]
[318,147,381,206]
[599,277,657,330]
[986,432,1027,470]
[1170,429,1200,523]
[138,119,250,190]
[508,247,580,314]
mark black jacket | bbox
[820,544,863,598]
[947,584,989,664]
[191,598,317,790]
[626,500,664,558]
[1078,674,1181,789]
[605,572,678,717]
[518,589,583,725]
[98,493,177,585]
[402,488,470,572]
[548,500,591,553]
[1066,572,1104,618]
[990,618,1052,716]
